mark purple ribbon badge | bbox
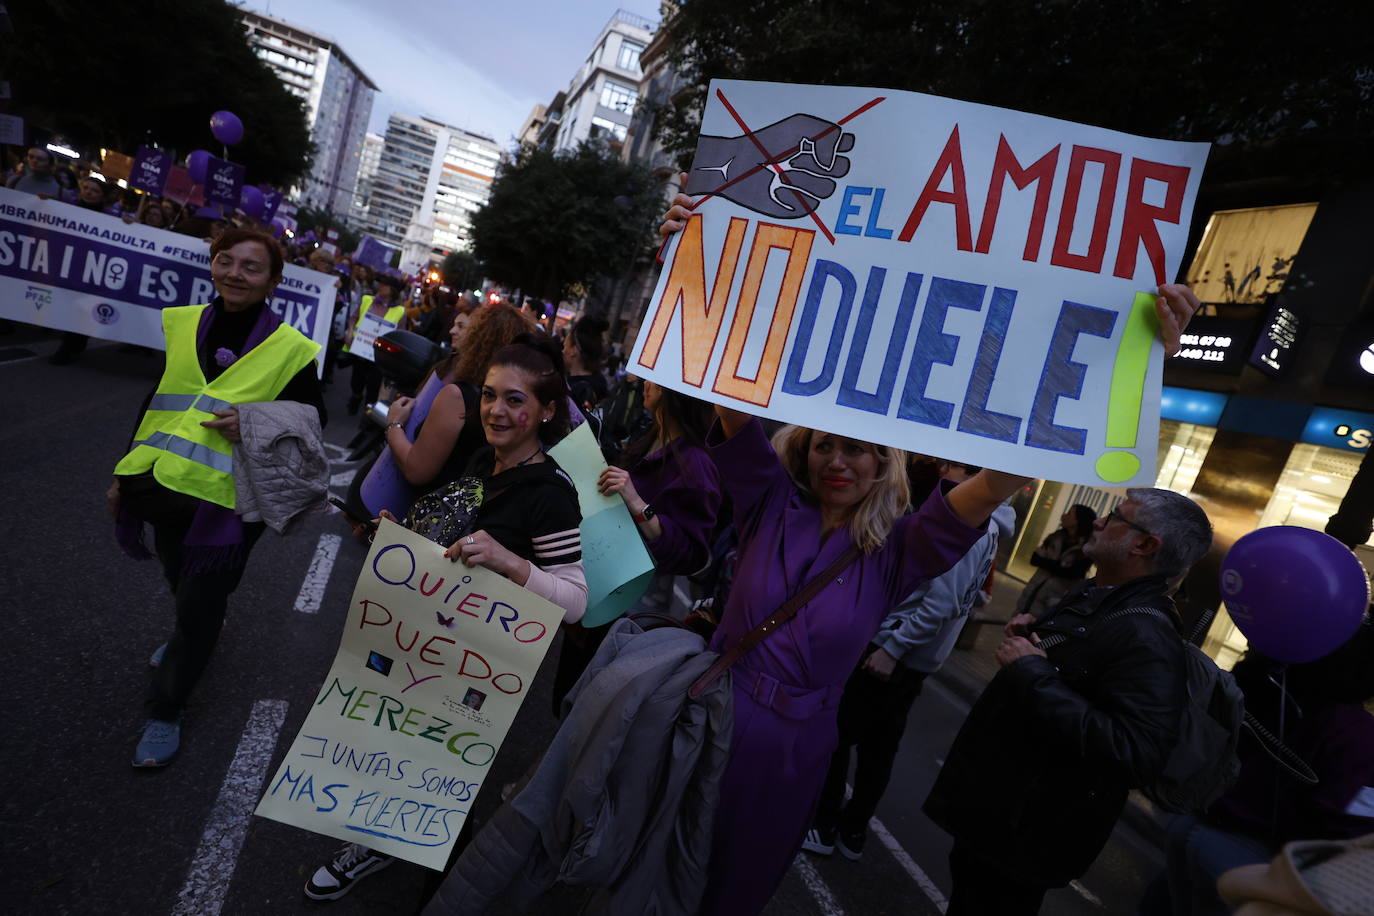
[214,348,238,368]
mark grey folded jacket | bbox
[424,618,734,916]
[232,400,328,533]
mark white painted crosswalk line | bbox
[869,816,948,912]
[295,533,341,613]
[792,854,846,916]
[172,700,288,916]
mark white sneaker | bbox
[303,843,394,900]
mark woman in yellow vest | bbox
[106,228,324,769]
[345,273,407,415]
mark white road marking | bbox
[840,783,948,912]
[869,816,949,912]
[294,534,341,613]
[330,470,355,488]
[791,854,845,916]
[321,441,352,459]
[172,700,288,916]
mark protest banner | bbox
[161,166,203,206]
[353,235,396,271]
[0,188,333,373]
[0,113,23,146]
[256,519,564,869]
[130,146,172,195]
[548,423,655,626]
[204,155,245,209]
[628,80,1211,487]
[260,186,283,223]
[347,311,397,363]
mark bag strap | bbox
[687,543,862,699]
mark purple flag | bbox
[130,146,171,194]
[204,155,246,208]
[260,186,283,222]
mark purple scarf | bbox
[116,301,283,574]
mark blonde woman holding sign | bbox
[658,183,1202,915]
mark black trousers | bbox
[147,515,264,720]
[814,649,926,835]
[947,843,1050,916]
[349,359,382,405]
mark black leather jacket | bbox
[924,575,1186,886]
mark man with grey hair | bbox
[924,487,1213,915]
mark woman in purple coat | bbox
[697,408,1026,915]
[656,184,1203,916]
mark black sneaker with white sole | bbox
[837,827,867,860]
[303,843,394,900]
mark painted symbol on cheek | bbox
[517,411,529,426]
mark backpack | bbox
[1041,605,1246,813]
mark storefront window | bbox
[1007,423,1217,582]
[1186,203,1317,306]
[1203,443,1374,668]
[1155,420,1215,496]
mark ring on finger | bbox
[466,535,475,545]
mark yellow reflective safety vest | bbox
[342,296,405,353]
[114,304,321,509]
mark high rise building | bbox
[537,10,655,152]
[361,114,501,271]
[351,132,384,224]
[240,11,378,216]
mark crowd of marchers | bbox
[9,144,1371,916]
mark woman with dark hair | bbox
[430,332,582,613]
[1143,621,1374,915]
[551,381,723,708]
[351,303,533,522]
[305,332,586,903]
[1014,502,1097,618]
[563,316,610,412]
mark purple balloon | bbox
[269,218,286,238]
[186,149,212,185]
[238,184,265,219]
[1220,526,1371,663]
[210,110,244,146]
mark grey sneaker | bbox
[133,718,180,767]
[801,825,837,856]
[304,844,394,900]
[149,642,168,668]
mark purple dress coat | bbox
[698,419,985,916]
[632,439,722,575]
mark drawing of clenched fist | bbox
[688,113,856,219]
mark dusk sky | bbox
[239,0,661,146]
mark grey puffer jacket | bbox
[423,618,734,916]
[232,400,328,532]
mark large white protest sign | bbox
[256,519,564,869]
[0,188,333,374]
[629,80,1210,486]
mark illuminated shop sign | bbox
[1171,315,1256,374]
[1300,407,1374,453]
[1323,319,1374,390]
[1249,301,1302,377]
[1160,387,1229,426]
